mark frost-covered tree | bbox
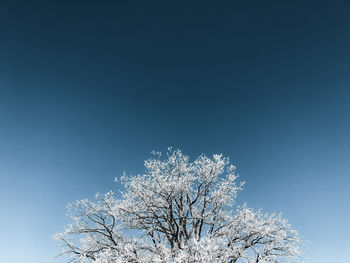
[54,149,302,263]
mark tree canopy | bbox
[54,149,302,263]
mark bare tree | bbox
[54,148,302,263]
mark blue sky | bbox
[0,1,349,262]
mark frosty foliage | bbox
[54,149,302,263]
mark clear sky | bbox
[0,1,349,262]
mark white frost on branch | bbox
[54,149,302,263]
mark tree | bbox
[54,148,302,263]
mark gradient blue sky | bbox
[0,1,349,262]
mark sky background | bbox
[0,1,349,262]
